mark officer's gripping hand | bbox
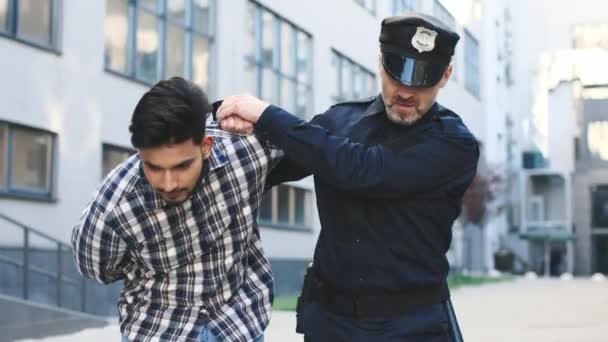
[219,115,255,135]
[217,94,270,126]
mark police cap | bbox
[379,13,460,87]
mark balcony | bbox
[518,172,574,276]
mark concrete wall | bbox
[548,82,580,172]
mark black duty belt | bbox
[320,285,450,318]
[307,268,450,318]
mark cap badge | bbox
[411,26,438,53]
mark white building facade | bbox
[0,0,508,314]
[506,0,608,276]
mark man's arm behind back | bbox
[71,169,131,284]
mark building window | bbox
[574,137,580,161]
[392,0,417,15]
[593,235,608,274]
[331,50,376,103]
[433,0,455,29]
[104,0,214,89]
[0,126,6,189]
[587,121,608,162]
[353,0,376,15]
[592,186,608,228]
[0,122,55,199]
[573,23,608,49]
[245,2,312,118]
[433,0,458,82]
[258,185,310,230]
[464,29,480,98]
[0,0,59,50]
[102,143,135,178]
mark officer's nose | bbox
[396,84,416,97]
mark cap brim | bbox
[382,53,448,88]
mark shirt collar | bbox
[362,95,387,117]
[207,141,229,171]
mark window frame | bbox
[433,0,458,82]
[101,143,136,179]
[0,0,61,53]
[258,185,312,232]
[433,0,456,29]
[353,0,376,16]
[392,0,417,15]
[0,120,57,201]
[464,29,480,98]
[246,1,313,118]
[104,0,216,91]
[331,49,376,103]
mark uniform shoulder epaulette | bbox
[329,96,376,109]
[433,104,466,135]
[436,116,461,135]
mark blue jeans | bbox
[199,326,264,342]
[122,328,264,341]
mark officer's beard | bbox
[385,96,425,126]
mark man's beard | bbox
[385,97,424,126]
[159,188,191,205]
[157,161,206,206]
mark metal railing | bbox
[0,212,87,312]
[523,220,572,231]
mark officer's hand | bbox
[216,95,270,124]
[219,115,254,135]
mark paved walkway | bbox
[453,278,608,342]
[18,278,608,342]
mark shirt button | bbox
[359,276,365,282]
[355,238,360,243]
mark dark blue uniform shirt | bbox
[259,95,479,300]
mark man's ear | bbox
[201,136,214,159]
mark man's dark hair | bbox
[129,77,212,149]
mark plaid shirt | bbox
[72,125,282,342]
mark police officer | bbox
[217,12,479,342]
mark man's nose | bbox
[396,85,416,97]
[160,171,177,192]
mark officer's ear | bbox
[437,64,454,89]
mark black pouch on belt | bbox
[295,264,324,334]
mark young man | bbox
[72,77,281,342]
[218,13,478,342]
